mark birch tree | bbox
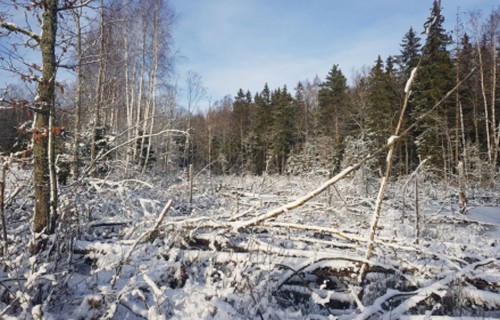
[184,70,206,168]
[90,0,107,173]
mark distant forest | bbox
[1,0,500,181]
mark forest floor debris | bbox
[1,163,499,319]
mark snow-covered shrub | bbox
[286,135,343,176]
[339,135,379,197]
[464,143,498,188]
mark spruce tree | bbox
[249,84,273,174]
[395,28,423,173]
[366,56,403,169]
[317,64,349,144]
[411,0,455,169]
[270,86,295,174]
[294,82,308,147]
[397,27,422,80]
[233,89,252,171]
[367,57,393,145]
[456,33,481,145]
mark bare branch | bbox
[57,0,94,12]
[0,21,40,43]
[80,129,188,179]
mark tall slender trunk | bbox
[33,0,58,243]
[475,38,493,163]
[143,74,158,171]
[208,120,212,177]
[454,9,462,168]
[72,9,83,180]
[124,34,133,164]
[455,58,461,167]
[490,21,498,166]
[48,103,57,233]
[140,76,152,168]
[0,163,7,256]
[91,0,106,173]
[459,102,468,178]
[143,8,160,171]
[334,105,340,145]
[473,96,480,145]
[110,83,118,134]
[134,24,147,163]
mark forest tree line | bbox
[189,2,500,180]
[1,0,499,181]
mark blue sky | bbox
[172,0,498,109]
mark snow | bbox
[404,67,418,93]
[467,207,500,226]
[1,163,500,319]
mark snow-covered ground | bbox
[468,207,500,227]
[1,163,499,319]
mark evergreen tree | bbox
[248,84,273,174]
[397,27,422,80]
[367,57,393,144]
[270,86,295,174]
[365,56,404,169]
[317,64,349,144]
[395,28,424,173]
[294,82,308,147]
[233,89,252,171]
[385,56,396,75]
[411,0,455,169]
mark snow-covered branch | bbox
[0,21,40,43]
[57,0,94,11]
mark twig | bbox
[0,296,20,318]
[244,277,264,320]
[111,200,172,288]
[81,129,187,178]
[229,206,258,222]
[400,158,429,220]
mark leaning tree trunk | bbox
[72,8,83,180]
[476,35,493,164]
[33,0,58,239]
